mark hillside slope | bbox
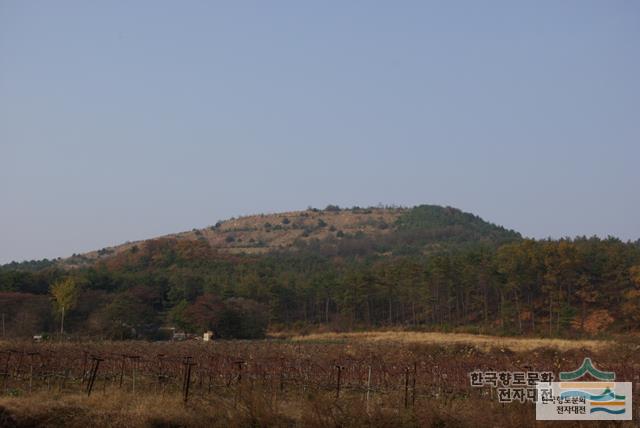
[1,204,639,339]
[64,204,520,267]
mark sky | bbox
[1,1,639,263]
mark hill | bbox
[1,204,639,340]
[60,204,520,267]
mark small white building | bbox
[203,331,214,341]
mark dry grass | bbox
[288,330,610,352]
[1,386,634,428]
[71,207,403,264]
[177,207,401,252]
[0,392,192,428]
[0,390,294,428]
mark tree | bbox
[621,266,640,325]
[0,292,52,337]
[50,277,80,334]
[96,291,158,339]
[184,293,224,331]
[217,298,268,339]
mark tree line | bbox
[1,235,638,339]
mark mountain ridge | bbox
[1,204,639,339]
[56,204,521,268]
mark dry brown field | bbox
[0,334,637,427]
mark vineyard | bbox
[0,341,497,404]
[0,338,639,427]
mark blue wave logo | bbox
[560,387,626,415]
[591,408,626,415]
[560,388,625,401]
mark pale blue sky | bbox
[1,1,639,263]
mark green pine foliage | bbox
[1,205,638,339]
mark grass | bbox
[1,387,635,428]
[0,390,295,428]
[287,330,610,352]
[74,207,404,263]
[0,391,202,428]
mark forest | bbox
[1,205,639,339]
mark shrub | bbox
[216,298,268,339]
